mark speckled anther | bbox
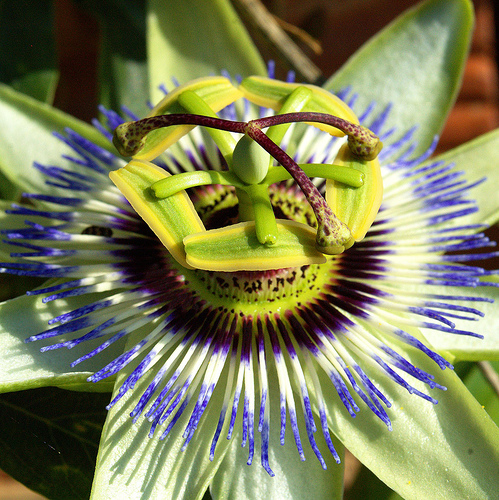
[347,125,383,160]
[113,120,147,157]
[315,215,352,254]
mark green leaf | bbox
[324,0,474,156]
[318,342,499,500]
[90,347,235,500]
[147,0,266,103]
[347,463,398,500]
[0,0,58,103]
[0,387,109,500]
[0,294,118,394]
[462,361,499,426]
[0,84,113,194]
[0,178,18,202]
[434,129,499,227]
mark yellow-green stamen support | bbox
[183,220,327,271]
[109,159,205,268]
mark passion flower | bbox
[1,72,495,486]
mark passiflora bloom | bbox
[0,1,498,500]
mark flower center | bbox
[180,261,333,319]
[193,266,320,304]
[191,183,317,230]
[177,183,334,315]
[110,76,383,272]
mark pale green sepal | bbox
[422,275,499,361]
[325,0,474,156]
[184,220,327,271]
[317,343,499,499]
[210,375,345,500]
[0,84,112,193]
[0,294,116,394]
[147,0,266,103]
[432,128,499,227]
[90,341,234,500]
[110,159,205,269]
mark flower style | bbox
[0,1,498,500]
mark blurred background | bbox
[0,0,497,498]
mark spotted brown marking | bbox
[195,265,320,304]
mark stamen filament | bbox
[265,164,365,188]
[151,170,242,198]
[265,86,313,150]
[152,164,363,200]
[244,183,278,245]
[177,90,237,162]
